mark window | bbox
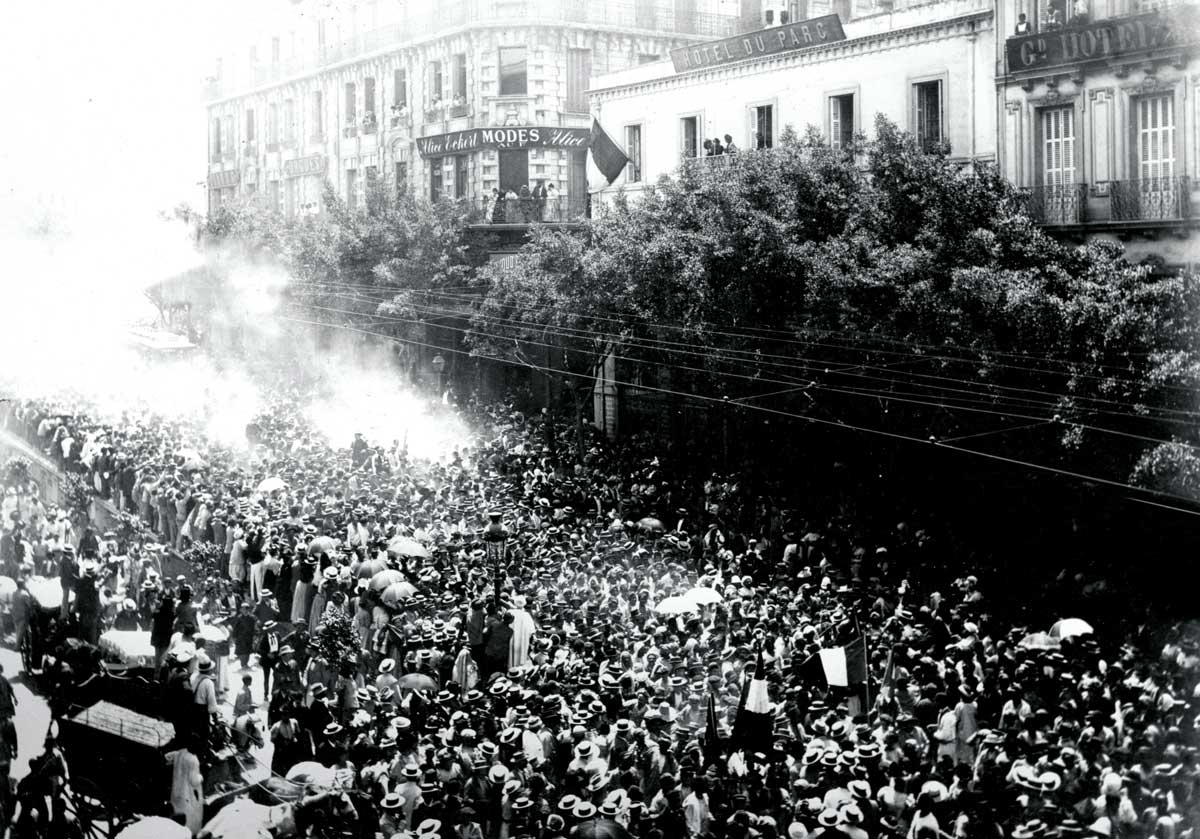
[245,108,256,143]
[781,9,790,22]
[680,115,699,159]
[637,53,661,64]
[566,48,592,112]
[829,94,854,149]
[249,45,258,65]
[317,19,327,51]
[345,82,357,122]
[271,37,280,63]
[366,165,379,200]
[625,124,643,183]
[454,154,469,198]
[364,77,376,117]
[498,46,528,95]
[754,104,774,149]
[211,118,222,158]
[347,169,358,211]
[395,161,408,194]
[311,90,324,138]
[430,161,444,201]
[267,103,279,145]
[1136,94,1175,180]
[284,99,295,143]
[452,54,467,100]
[223,115,234,155]
[268,179,282,213]
[429,60,443,103]
[913,80,944,151]
[790,0,809,20]
[285,177,296,216]
[394,69,407,108]
[1040,107,1076,186]
[498,149,529,194]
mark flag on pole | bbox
[703,692,721,766]
[590,118,629,184]
[819,642,868,687]
[733,644,774,757]
[879,645,896,702]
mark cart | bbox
[57,699,176,837]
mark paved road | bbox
[2,646,51,782]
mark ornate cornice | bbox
[590,11,994,102]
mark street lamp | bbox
[431,353,446,396]
[482,510,508,607]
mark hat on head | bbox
[573,802,597,819]
[379,660,396,674]
[380,792,405,810]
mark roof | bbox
[66,700,175,749]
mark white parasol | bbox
[682,586,724,606]
[1049,618,1094,640]
[654,595,699,616]
[255,476,287,494]
[117,816,192,839]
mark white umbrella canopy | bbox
[370,569,406,591]
[1049,618,1095,639]
[381,581,417,606]
[255,476,286,494]
[682,586,723,606]
[1019,632,1061,651]
[198,798,274,839]
[654,595,699,616]
[117,816,192,839]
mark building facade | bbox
[588,0,997,201]
[996,0,1199,263]
[204,0,745,221]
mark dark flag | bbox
[733,644,773,757]
[590,118,629,184]
[703,692,721,766]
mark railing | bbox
[390,110,412,129]
[1023,182,1088,224]
[472,194,591,224]
[1110,176,1191,221]
[448,102,471,119]
[681,146,776,174]
[362,114,379,134]
[204,0,743,100]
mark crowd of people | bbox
[0,378,1197,839]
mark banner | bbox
[670,15,846,72]
[416,126,590,158]
[590,119,629,184]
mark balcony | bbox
[470,194,591,226]
[680,146,779,175]
[1024,183,1088,224]
[448,102,471,119]
[343,122,359,139]
[362,114,379,135]
[390,110,412,130]
[1111,177,1191,222]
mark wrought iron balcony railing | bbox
[1024,182,1088,224]
[471,193,591,224]
[1110,176,1191,221]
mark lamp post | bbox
[482,510,508,607]
[431,353,446,397]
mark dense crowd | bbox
[0,381,1197,839]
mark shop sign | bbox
[669,14,846,72]
[283,155,327,177]
[416,126,590,158]
[1006,9,1196,73]
[207,169,240,188]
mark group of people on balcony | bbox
[1014,0,1087,33]
[488,180,562,223]
[701,134,740,157]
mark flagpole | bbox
[855,612,870,717]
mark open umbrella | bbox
[571,819,631,839]
[307,535,337,556]
[682,586,723,606]
[397,672,437,692]
[1049,618,1094,640]
[117,816,192,839]
[255,476,286,494]
[387,536,430,559]
[654,595,699,616]
[354,557,392,579]
[1019,632,1061,651]
[636,517,665,533]
[199,799,274,839]
[176,448,207,471]
[286,761,336,788]
[370,569,406,591]
[381,581,417,606]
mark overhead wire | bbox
[277,313,1200,511]
[292,299,1200,450]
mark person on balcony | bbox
[545,182,560,221]
[724,134,739,154]
[518,184,534,223]
[1044,5,1062,28]
[702,139,715,157]
[1014,12,1032,32]
[1072,0,1088,22]
[490,188,506,223]
[532,180,547,222]
[712,137,725,155]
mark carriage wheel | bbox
[68,777,118,839]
